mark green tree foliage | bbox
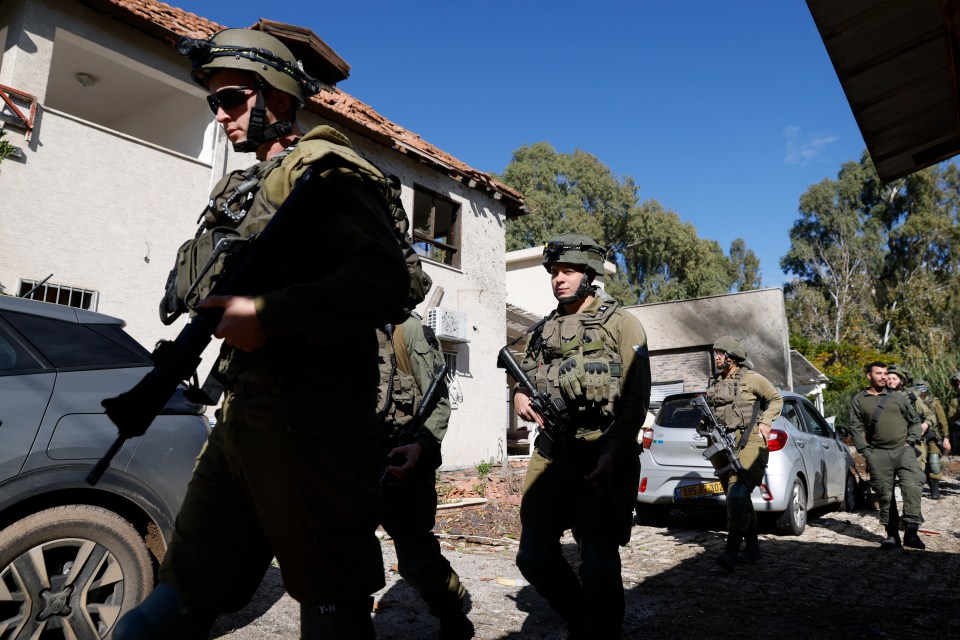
[0,129,15,164]
[786,152,960,418]
[499,142,760,304]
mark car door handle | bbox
[796,441,805,447]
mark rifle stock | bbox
[88,166,321,486]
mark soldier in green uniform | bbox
[949,372,960,454]
[848,362,926,550]
[886,365,935,475]
[513,233,650,640]
[114,29,410,639]
[705,336,783,572]
[915,378,951,498]
[376,314,473,639]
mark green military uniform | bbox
[848,388,925,535]
[949,375,960,452]
[916,382,949,497]
[705,366,783,533]
[376,314,472,637]
[158,126,409,619]
[516,287,650,640]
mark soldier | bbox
[376,314,473,639]
[705,336,783,572]
[848,362,926,550]
[115,29,410,639]
[513,233,650,640]
[886,365,935,475]
[915,378,951,498]
[949,372,960,454]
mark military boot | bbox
[880,522,901,550]
[738,529,761,564]
[930,479,941,500]
[716,532,742,572]
[903,524,926,550]
[438,612,475,640]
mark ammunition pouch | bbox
[159,227,249,325]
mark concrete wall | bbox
[0,0,510,469]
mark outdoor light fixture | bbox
[74,72,97,87]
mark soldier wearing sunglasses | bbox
[115,28,410,639]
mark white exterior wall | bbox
[506,246,614,317]
[0,0,511,469]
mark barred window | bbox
[18,279,98,311]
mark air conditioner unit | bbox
[426,307,468,342]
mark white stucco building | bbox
[0,0,529,467]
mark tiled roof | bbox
[84,0,527,216]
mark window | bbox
[1,313,150,369]
[18,279,98,311]
[796,400,829,437]
[443,350,459,375]
[413,186,461,268]
[0,324,44,374]
[780,402,804,431]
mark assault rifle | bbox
[921,427,945,450]
[380,362,448,486]
[690,393,746,477]
[87,166,323,486]
[497,346,573,460]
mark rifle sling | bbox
[737,402,763,451]
[868,393,891,434]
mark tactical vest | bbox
[531,299,624,425]
[706,367,761,430]
[159,125,430,326]
[376,323,422,431]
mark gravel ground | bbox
[210,465,960,640]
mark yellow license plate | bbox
[675,481,724,500]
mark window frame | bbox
[412,185,461,268]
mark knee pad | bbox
[300,599,375,640]
[928,452,942,474]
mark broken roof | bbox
[76,0,528,217]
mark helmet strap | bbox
[557,275,594,305]
[231,89,294,153]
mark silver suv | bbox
[0,296,208,638]
[636,391,860,535]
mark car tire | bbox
[838,472,858,513]
[774,477,807,536]
[0,505,152,639]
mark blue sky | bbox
[176,1,867,287]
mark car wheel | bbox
[774,477,807,536]
[0,505,152,638]
[838,472,858,513]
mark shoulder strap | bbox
[869,393,891,430]
[393,322,414,377]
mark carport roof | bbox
[807,0,960,183]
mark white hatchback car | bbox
[636,391,860,535]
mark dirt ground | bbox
[211,458,960,639]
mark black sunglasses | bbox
[206,86,258,114]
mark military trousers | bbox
[865,445,924,527]
[711,428,768,533]
[159,388,386,613]
[381,456,464,619]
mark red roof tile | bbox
[84,0,527,215]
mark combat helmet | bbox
[951,371,960,385]
[886,364,911,385]
[542,233,606,276]
[177,29,323,151]
[713,336,748,362]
